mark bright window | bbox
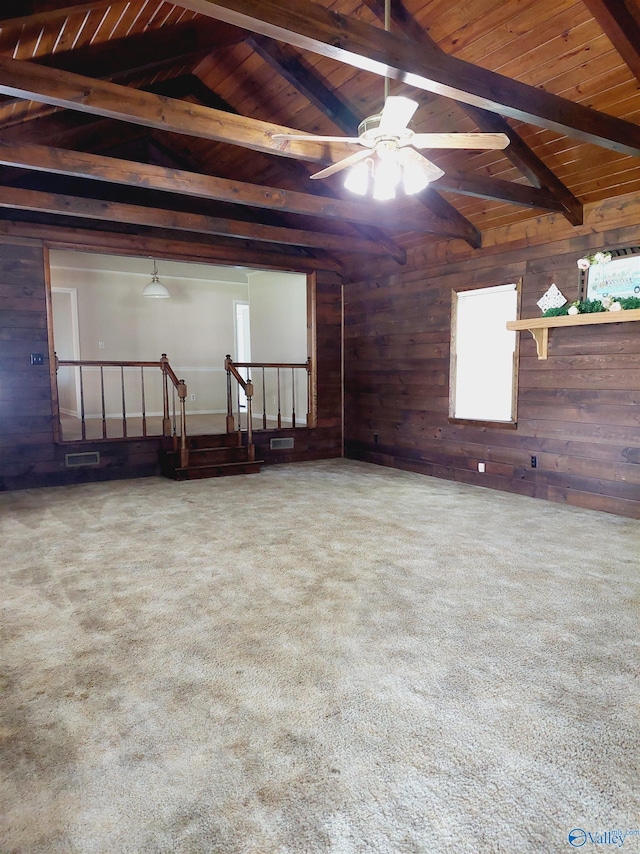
[450,282,519,424]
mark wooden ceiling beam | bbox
[245,35,360,136]
[148,133,411,262]
[433,172,570,213]
[0,184,395,258]
[0,23,231,130]
[0,53,587,228]
[0,140,477,248]
[581,0,640,82]
[416,190,480,248]
[177,0,640,157]
[0,55,356,164]
[0,218,337,273]
[362,0,584,226]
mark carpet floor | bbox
[1,459,638,853]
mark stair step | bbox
[171,460,262,481]
[160,433,259,480]
[165,447,246,465]
[187,432,242,450]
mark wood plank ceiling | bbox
[0,0,639,270]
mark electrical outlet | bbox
[531,455,537,468]
[190,394,196,401]
[98,341,105,350]
[478,462,486,473]
[30,353,44,365]
[374,433,379,444]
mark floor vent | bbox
[270,437,294,450]
[65,451,100,468]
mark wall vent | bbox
[65,451,100,468]
[270,437,294,450]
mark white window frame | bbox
[449,281,521,426]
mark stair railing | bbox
[224,355,255,461]
[225,355,312,436]
[160,354,188,468]
[55,353,188,464]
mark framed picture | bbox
[581,246,640,301]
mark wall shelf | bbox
[507,308,640,359]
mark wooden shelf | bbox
[507,308,640,359]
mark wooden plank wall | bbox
[0,235,165,489]
[344,226,640,519]
[0,237,342,491]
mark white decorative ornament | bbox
[537,283,567,313]
[568,305,579,315]
[609,301,622,311]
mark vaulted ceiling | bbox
[1,0,640,272]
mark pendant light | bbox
[142,259,170,299]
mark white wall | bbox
[248,270,307,362]
[248,271,308,423]
[50,250,249,417]
[49,252,309,422]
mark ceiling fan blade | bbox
[378,96,419,134]
[409,132,510,150]
[272,132,362,144]
[310,148,372,180]
[399,147,445,184]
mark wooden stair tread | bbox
[174,460,263,472]
[160,432,260,480]
[170,460,262,480]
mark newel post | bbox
[306,356,313,427]
[224,354,235,433]
[177,379,188,468]
[246,378,255,461]
[160,353,172,437]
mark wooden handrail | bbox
[225,356,251,390]
[56,353,188,462]
[232,360,311,370]
[224,355,313,439]
[57,359,162,367]
[161,354,188,466]
[225,355,254,457]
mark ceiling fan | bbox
[272,0,509,200]
[274,96,509,198]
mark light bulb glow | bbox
[342,142,444,201]
[402,160,431,195]
[344,159,372,195]
[372,153,401,201]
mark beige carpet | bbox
[1,460,638,853]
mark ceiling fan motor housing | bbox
[358,112,414,148]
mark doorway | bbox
[51,287,81,417]
[234,300,251,409]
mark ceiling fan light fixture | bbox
[372,151,402,201]
[401,150,436,196]
[402,163,430,196]
[344,159,372,196]
[142,259,170,299]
